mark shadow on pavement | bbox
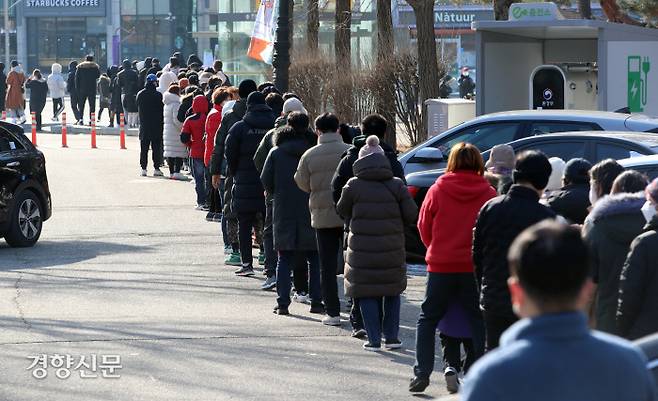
[0,240,153,271]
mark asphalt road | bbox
[0,133,449,401]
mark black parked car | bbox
[407,132,658,206]
[0,121,51,247]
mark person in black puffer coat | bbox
[545,158,592,224]
[473,151,556,350]
[225,91,276,276]
[25,69,48,131]
[583,170,649,334]
[67,61,81,122]
[617,177,658,340]
[109,65,122,127]
[117,59,139,127]
[136,74,164,175]
[75,55,101,125]
[137,57,152,92]
[261,121,321,315]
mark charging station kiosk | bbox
[472,3,658,116]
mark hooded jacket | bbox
[419,171,497,273]
[225,102,276,214]
[118,61,139,112]
[332,134,405,204]
[158,65,178,94]
[337,153,418,298]
[545,183,591,224]
[75,60,101,95]
[295,132,351,229]
[204,104,222,167]
[66,61,77,94]
[135,82,163,140]
[617,216,658,340]
[261,131,316,251]
[181,95,209,159]
[473,185,556,318]
[210,98,247,176]
[583,192,646,334]
[162,91,186,159]
[47,63,66,99]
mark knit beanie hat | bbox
[485,144,515,175]
[513,151,552,190]
[247,91,266,106]
[546,157,566,192]
[282,97,308,115]
[564,158,592,185]
[358,135,385,159]
[647,177,658,203]
[238,79,258,99]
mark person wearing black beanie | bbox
[545,158,593,224]
[472,150,556,351]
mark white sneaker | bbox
[292,291,309,304]
[322,316,341,326]
[444,366,460,394]
[153,169,164,177]
[140,169,147,177]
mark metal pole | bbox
[4,0,10,67]
[272,0,290,92]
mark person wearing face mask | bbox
[616,177,658,340]
[582,170,649,333]
[458,67,475,99]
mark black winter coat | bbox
[545,183,591,224]
[331,135,405,204]
[260,133,316,251]
[66,62,77,94]
[136,83,164,140]
[210,99,246,176]
[118,68,138,112]
[0,70,7,102]
[225,103,276,214]
[473,185,556,318]
[26,78,47,113]
[110,75,123,113]
[177,94,194,123]
[583,192,646,333]
[75,61,101,95]
[617,216,658,340]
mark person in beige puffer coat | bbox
[337,135,418,350]
[295,113,351,326]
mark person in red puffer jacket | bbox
[182,94,209,209]
[410,142,497,394]
[204,87,233,220]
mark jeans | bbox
[483,311,517,351]
[78,91,96,121]
[263,200,277,278]
[52,97,64,117]
[316,228,342,317]
[360,296,400,346]
[440,333,475,374]
[191,158,207,206]
[276,250,321,308]
[140,138,163,170]
[167,157,183,175]
[413,272,485,380]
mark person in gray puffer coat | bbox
[337,135,418,350]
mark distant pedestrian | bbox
[204,87,231,219]
[484,144,515,194]
[136,74,164,177]
[410,143,496,394]
[118,59,139,128]
[162,85,186,180]
[158,57,179,94]
[181,94,209,209]
[473,150,556,350]
[108,65,121,127]
[6,60,25,124]
[75,55,101,125]
[337,135,418,350]
[295,112,351,325]
[0,62,8,112]
[458,67,475,99]
[213,60,231,86]
[66,61,81,123]
[545,158,592,224]
[97,70,112,124]
[25,69,47,131]
[47,63,66,121]
[461,221,657,401]
[147,58,162,76]
[138,57,153,92]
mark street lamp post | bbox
[272,0,291,92]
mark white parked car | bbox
[399,110,658,175]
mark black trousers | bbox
[316,227,342,317]
[140,138,163,170]
[53,98,64,117]
[440,333,475,374]
[167,157,183,175]
[70,90,81,121]
[238,213,258,267]
[263,201,277,278]
[78,91,96,121]
[483,311,517,351]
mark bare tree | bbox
[601,0,644,24]
[335,0,353,122]
[307,0,319,52]
[493,0,516,20]
[407,0,440,136]
[376,0,397,148]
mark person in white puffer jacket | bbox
[47,63,67,120]
[162,84,187,179]
[158,60,178,94]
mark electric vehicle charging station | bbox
[472,3,658,117]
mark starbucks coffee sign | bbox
[22,0,106,17]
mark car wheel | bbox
[4,190,43,247]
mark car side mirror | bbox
[413,147,444,163]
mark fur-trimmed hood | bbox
[77,61,99,69]
[588,192,645,221]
